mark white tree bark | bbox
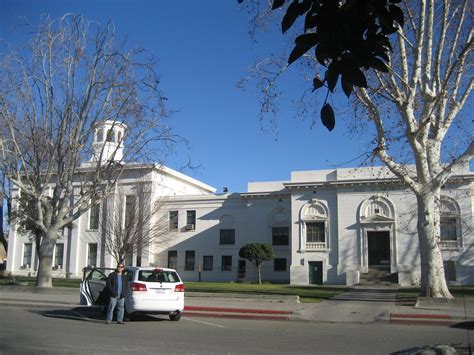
[354,0,472,297]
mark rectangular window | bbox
[54,244,64,268]
[168,250,178,269]
[124,195,137,227]
[272,227,289,246]
[22,243,32,267]
[219,229,235,245]
[169,211,179,230]
[274,258,287,272]
[186,210,196,230]
[440,217,457,241]
[203,255,213,271]
[185,250,195,270]
[87,243,98,267]
[124,253,133,267]
[89,204,100,230]
[306,222,325,243]
[221,255,232,271]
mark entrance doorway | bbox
[308,261,323,284]
[367,231,390,266]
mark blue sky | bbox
[1,1,368,193]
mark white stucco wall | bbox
[7,164,473,287]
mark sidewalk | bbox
[0,285,472,326]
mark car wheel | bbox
[124,306,134,321]
[169,311,182,321]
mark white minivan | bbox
[80,266,185,321]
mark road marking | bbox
[183,317,225,328]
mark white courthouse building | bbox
[6,124,474,286]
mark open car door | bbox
[80,267,114,306]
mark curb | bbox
[183,305,293,321]
[389,313,464,326]
[0,285,78,294]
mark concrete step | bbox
[359,267,398,285]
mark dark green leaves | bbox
[389,5,404,27]
[272,0,286,10]
[288,33,319,64]
[282,0,300,33]
[341,77,353,98]
[325,63,339,92]
[342,66,367,88]
[321,103,335,131]
[312,77,324,90]
[271,0,404,131]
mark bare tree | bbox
[96,183,172,265]
[0,14,178,287]
[244,0,472,297]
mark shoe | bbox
[117,321,125,325]
[105,320,112,324]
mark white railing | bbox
[439,240,459,250]
[306,242,326,251]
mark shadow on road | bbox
[450,321,474,330]
[29,306,170,323]
[390,344,467,354]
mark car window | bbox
[138,270,180,283]
[88,269,113,281]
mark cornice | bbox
[283,174,473,190]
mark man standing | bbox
[105,262,127,324]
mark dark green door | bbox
[308,262,323,284]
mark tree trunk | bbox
[35,232,57,288]
[416,192,453,298]
[0,203,7,252]
[257,263,262,284]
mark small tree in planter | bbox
[239,243,274,284]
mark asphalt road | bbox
[0,304,471,354]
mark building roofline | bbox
[152,164,216,193]
[79,162,216,193]
[283,174,474,189]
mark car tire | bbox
[169,311,182,321]
[125,310,135,321]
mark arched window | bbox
[440,196,461,244]
[360,196,394,220]
[300,200,329,251]
[106,129,115,142]
[96,128,103,142]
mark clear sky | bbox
[1,0,368,193]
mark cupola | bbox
[90,120,127,162]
